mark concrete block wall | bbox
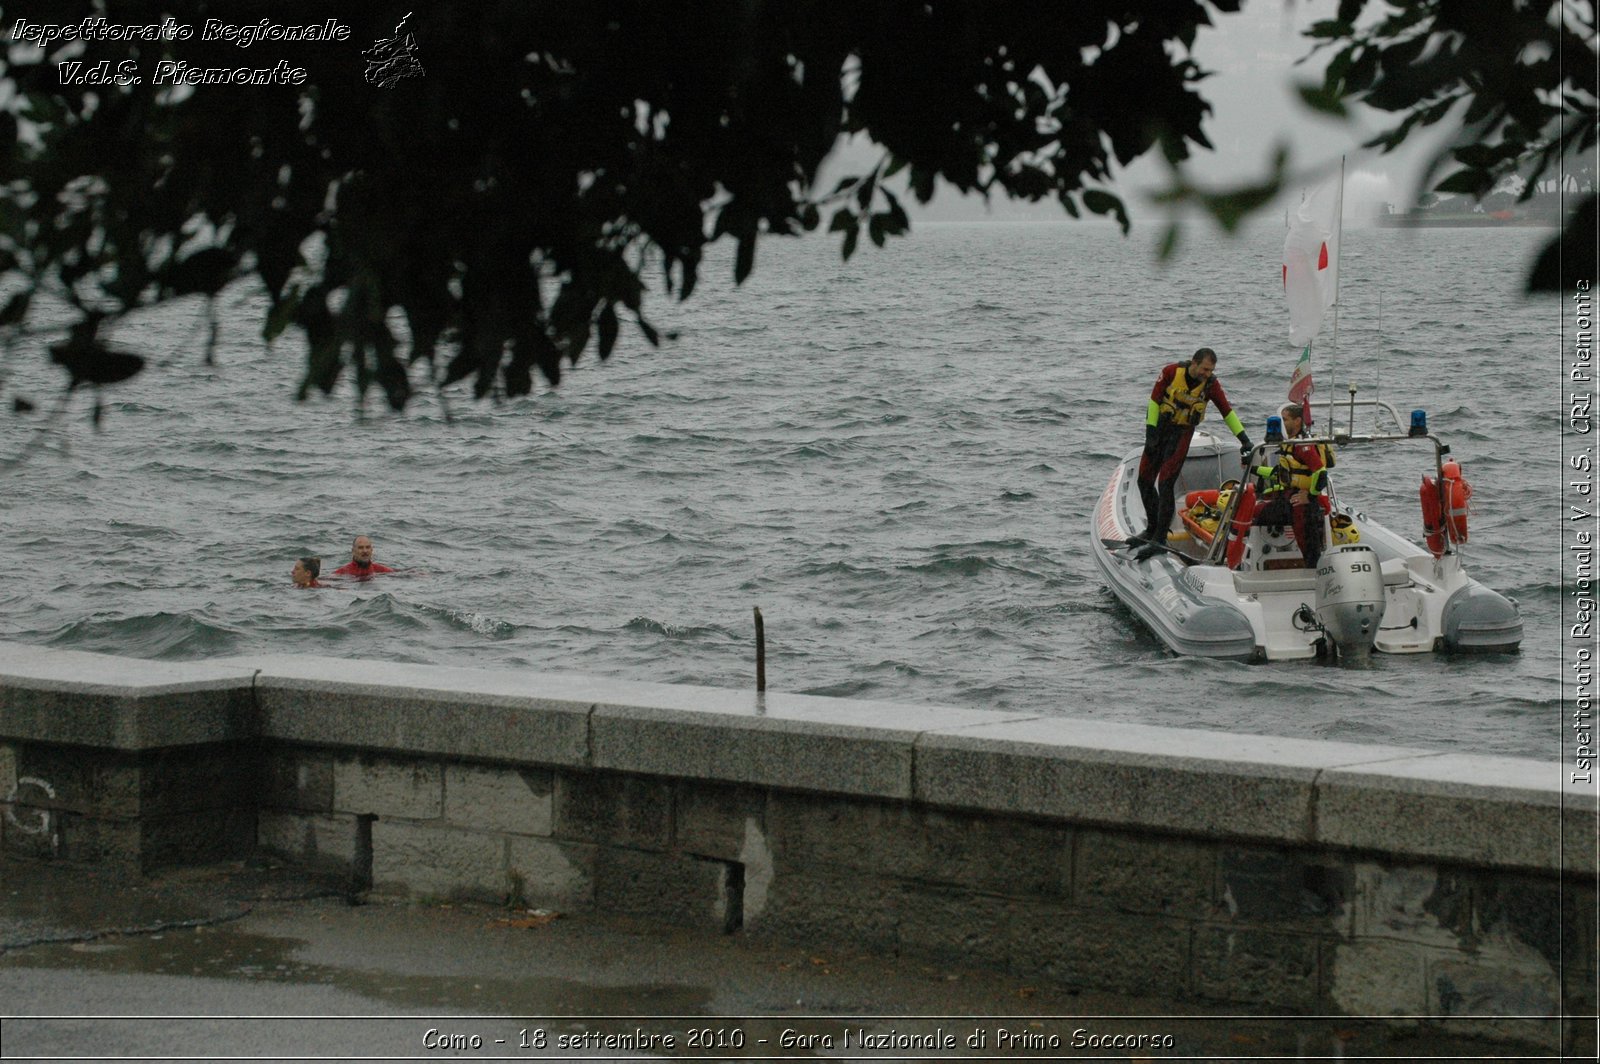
[3,741,258,870]
[0,644,1594,1051]
[0,649,261,871]
[251,747,1593,1050]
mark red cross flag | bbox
[1282,174,1342,349]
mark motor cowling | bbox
[1314,545,1385,658]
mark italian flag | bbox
[1288,344,1314,424]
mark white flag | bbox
[1282,174,1342,348]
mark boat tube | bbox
[1091,403,1522,662]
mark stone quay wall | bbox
[0,643,1594,1050]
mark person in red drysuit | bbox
[331,535,396,579]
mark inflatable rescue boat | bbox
[1090,401,1522,661]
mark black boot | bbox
[1135,478,1160,545]
[1135,536,1167,561]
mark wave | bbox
[44,611,244,659]
[789,560,889,581]
[622,616,736,640]
[897,555,1035,578]
[411,603,520,639]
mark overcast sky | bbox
[880,0,1448,226]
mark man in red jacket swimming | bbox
[1132,347,1252,561]
[332,535,396,579]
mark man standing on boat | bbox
[1250,403,1329,567]
[1132,347,1251,560]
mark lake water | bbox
[0,219,1569,760]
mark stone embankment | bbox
[1,643,1593,1052]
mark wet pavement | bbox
[0,855,1566,1060]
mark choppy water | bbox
[0,220,1568,759]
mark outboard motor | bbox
[1314,545,1385,658]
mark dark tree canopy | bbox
[0,0,1593,416]
[1300,0,1596,292]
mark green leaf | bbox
[1452,143,1516,169]
[597,304,619,359]
[263,285,304,343]
[637,315,660,346]
[1081,189,1120,216]
[1157,223,1181,261]
[1434,169,1489,195]
[734,233,755,285]
[1296,83,1347,117]
[440,347,477,387]
[166,247,236,298]
[0,290,31,327]
[51,339,145,389]
[1527,195,1597,293]
[868,213,886,247]
[503,359,533,397]
[855,169,878,209]
[1204,181,1282,232]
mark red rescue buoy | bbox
[1442,461,1471,544]
[1226,483,1257,569]
[1420,474,1446,557]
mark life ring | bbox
[1420,474,1446,557]
[1225,483,1257,569]
[1442,461,1471,544]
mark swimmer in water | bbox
[332,535,396,579]
[291,556,324,588]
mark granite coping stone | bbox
[0,644,258,750]
[1316,753,1598,874]
[590,689,1040,799]
[913,717,1447,845]
[213,655,596,768]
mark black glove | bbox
[1237,434,1253,462]
[1145,424,1158,450]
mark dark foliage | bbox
[0,0,1240,410]
[1305,0,1596,289]
[0,0,1593,418]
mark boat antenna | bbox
[1375,290,1382,432]
[1327,155,1345,431]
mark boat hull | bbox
[1092,432,1522,661]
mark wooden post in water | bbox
[753,606,766,692]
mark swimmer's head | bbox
[350,536,375,568]
[292,556,321,587]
